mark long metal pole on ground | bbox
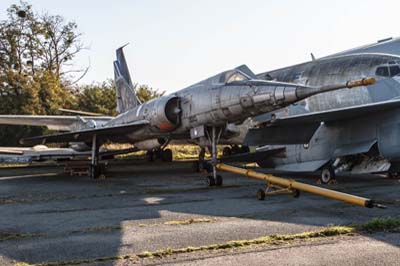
[216,163,384,208]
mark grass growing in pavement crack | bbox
[139,217,217,227]
[0,232,45,242]
[164,218,215,225]
[14,217,400,266]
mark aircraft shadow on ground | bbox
[0,161,399,264]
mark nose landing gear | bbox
[204,126,224,187]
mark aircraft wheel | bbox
[292,189,300,198]
[321,166,335,184]
[231,145,240,155]
[256,188,266,200]
[215,175,223,186]
[222,147,232,157]
[146,151,154,162]
[240,146,250,153]
[161,149,173,162]
[207,176,215,186]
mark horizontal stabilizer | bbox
[0,115,113,131]
[21,120,149,145]
[58,108,104,116]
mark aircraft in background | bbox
[245,37,400,183]
[0,145,138,164]
[0,46,372,184]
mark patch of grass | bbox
[20,217,400,266]
[360,217,400,232]
[138,217,216,228]
[164,218,215,225]
[134,226,354,258]
[0,231,45,242]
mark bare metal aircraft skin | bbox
[7,47,365,148]
[0,46,371,179]
[247,37,400,181]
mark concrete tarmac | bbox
[0,161,399,265]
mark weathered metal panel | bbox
[333,139,377,157]
[275,160,329,172]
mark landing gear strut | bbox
[205,126,223,186]
[90,134,100,179]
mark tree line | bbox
[0,1,163,145]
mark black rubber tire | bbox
[161,149,173,162]
[215,175,223,186]
[222,147,232,157]
[256,188,266,200]
[207,176,215,186]
[321,166,335,184]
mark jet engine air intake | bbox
[134,138,167,150]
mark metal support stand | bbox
[257,182,300,200]
[216,163,385,208]
[90,134,99,179]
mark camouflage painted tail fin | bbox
[113,45,141,113]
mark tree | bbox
[0,1,83,145]
[74,80,117,116]
[135,84,165,103]
[0,1,164,146]
[73,81,164,116]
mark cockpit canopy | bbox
[220,69,251,84]
[375,62,400,77]
[184,64,256,90]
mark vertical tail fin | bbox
[114,45,141,113]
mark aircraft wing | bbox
[246,99,400,146]
[0,115,113,131]
[0,146,140,163]
[262,99,400,125]
[0,148,24,155]
[20,120,149,145]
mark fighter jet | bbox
[245,38,400,183]
[0,46,374,183]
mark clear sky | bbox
[1,0,399,93]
